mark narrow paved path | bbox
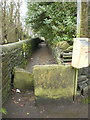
[3,42,88,118]
[26,42,56,72]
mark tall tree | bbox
[26,2,77,44]
[1,0,24,44]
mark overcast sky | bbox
[20,0,28,23]
[20,0,27,18]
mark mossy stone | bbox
[66,46,73,51]
[14,67,33,90]
[57,41,70,50]
[33,65,75,100]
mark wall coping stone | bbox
[0,38,39,54]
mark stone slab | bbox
[14,67,33,90]
[33,65,75,100]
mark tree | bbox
[26,2,77,45]
[0,0,24,44]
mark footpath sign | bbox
[72,38,90,69]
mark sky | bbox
[0,0,28,24]
[20,0,28,19]
[20,0,28,24]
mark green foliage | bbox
[26,2,77,44]
[0,108,8,115]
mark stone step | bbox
[62,53,72,56]
[62,59,72,62]
[62,56,72,58]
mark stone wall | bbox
[0,38,40,104]
[47,41,72,64]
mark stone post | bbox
[88,1,90,38]
[0,2,2,120]
[73,1,89,100]
[0,4,2,44]
[77,0,89,38]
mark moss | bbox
[14,67,34,90]
[66,46,73,51]
[35,87,74,99]
[34,65,75,100]
[23,43,27,52]
[2,39,31,53]
[57,41,70,50]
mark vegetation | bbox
[26,2,77,45]
[0,108,8,115]
[0,0,29,44]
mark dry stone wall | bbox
[0,38,40,104]
[48,41,72,65]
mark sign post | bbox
[72,0,89,100]
[72,38,90,100]
[73,69,78,101]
